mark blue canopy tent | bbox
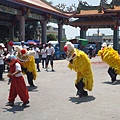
[27,40,40,44]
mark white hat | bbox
[43,44,46,47]
[101,42,107,47]
[21,41,25,43]
[0,43,5,47]
[33,43,37,45]
[48,42,51,45]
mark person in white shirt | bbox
[41,44,47,68]
[46,42,55,72]
[0,43,5,80]
[32,43,40,72]
[21,41,27,49]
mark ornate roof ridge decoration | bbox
[112,0,120,6]
[76,1,100,14]
[41,0,75,14]
[54,3,77,12]
[40,0,63,12]
[75,1,116,14]
[34,0,75,14]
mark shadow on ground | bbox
[27,86,38,92]
[69,95,95,104]
[2,102,30,114]
[102,79,120,85]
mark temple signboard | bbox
[49,18,58,23]
[0,5,21,15]
[27,13,44,20]
[0,21,12,26]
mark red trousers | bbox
[8,76,29,103]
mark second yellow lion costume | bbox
[98,46,120,74]
[98,43,119,84]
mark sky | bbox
[48,0,114,39]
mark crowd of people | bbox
[0,40,118,107]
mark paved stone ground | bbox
[0,56,120,120]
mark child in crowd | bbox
[5,55,29,106]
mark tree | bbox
[14,21,39,41]
[25,21,38,41]
[47,34,57,42]
[62,37,67,41]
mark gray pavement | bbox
[0,56,120,120]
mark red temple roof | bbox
[105,5,120,12]
[74,10,104,17]
[12,0,74,18]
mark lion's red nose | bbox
[64,45,68,52]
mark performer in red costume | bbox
[5,55,29,106]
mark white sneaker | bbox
[112,81,117,85]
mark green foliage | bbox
[62,37,67,41]
[14,21,39,41]
[25,21,39,41]
[47,34,57,42]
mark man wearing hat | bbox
[21,41,27,49]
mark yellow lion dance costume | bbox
[64,42,93,97]
[98,42,119,84]
[15,46,37,87]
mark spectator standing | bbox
[41,44,47,68]
[46,42,55,72]
[21,41,27,49]
[32,43,41,72]
[88,45,93,59]
[0,43,5,80]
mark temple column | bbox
[58,23,63,43]
[112,21,119,51]
[9,25,14,41]
[19,15,25,41]
[113,28,119,51]
[80,27,88,39]
[40,20,47,44]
